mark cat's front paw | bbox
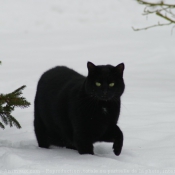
[113,139,123,156]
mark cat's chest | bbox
[76,99,118,122]
[101,107,108,115]
[87,106,111,139]
[88,105,111,121]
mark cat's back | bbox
[37,66,84,89]
[40,66,83,81]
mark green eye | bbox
[95,82,101,87]
[109,83,115,87]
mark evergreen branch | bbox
[0,122,5,129]
[1,96,30,108]
[7,114,12,127]
[0,85,30,129]
[0,113,8,125]
[10,115,21,129]
[6,114,21,128]
[1,85,30,108]
[12,85,26,95]
[0,112,21,129]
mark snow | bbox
[0,0,175,174]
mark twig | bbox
[156,11,175,23]
[134,0,175,31]
[132,22,172,31]
[137,0,175,7]
[143,6,169,15]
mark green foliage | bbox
[0,61,30,129]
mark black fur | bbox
[34,62,125,155]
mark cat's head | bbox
[85,62,125,101]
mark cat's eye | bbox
[95,82,101,87]
[109,83,115,87]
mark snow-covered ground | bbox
[0,0,175,174]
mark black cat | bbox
[34,62,125,156]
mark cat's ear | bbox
[114,63,125,77]
[87,62,96,73]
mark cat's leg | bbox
[112,126,123,156]
[74,137,94,155]
[100,125,123,156]
[34,117,50,148]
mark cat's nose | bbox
[103,91,107,96]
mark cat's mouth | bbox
[98,95,113,101]
[90,94,114,101]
